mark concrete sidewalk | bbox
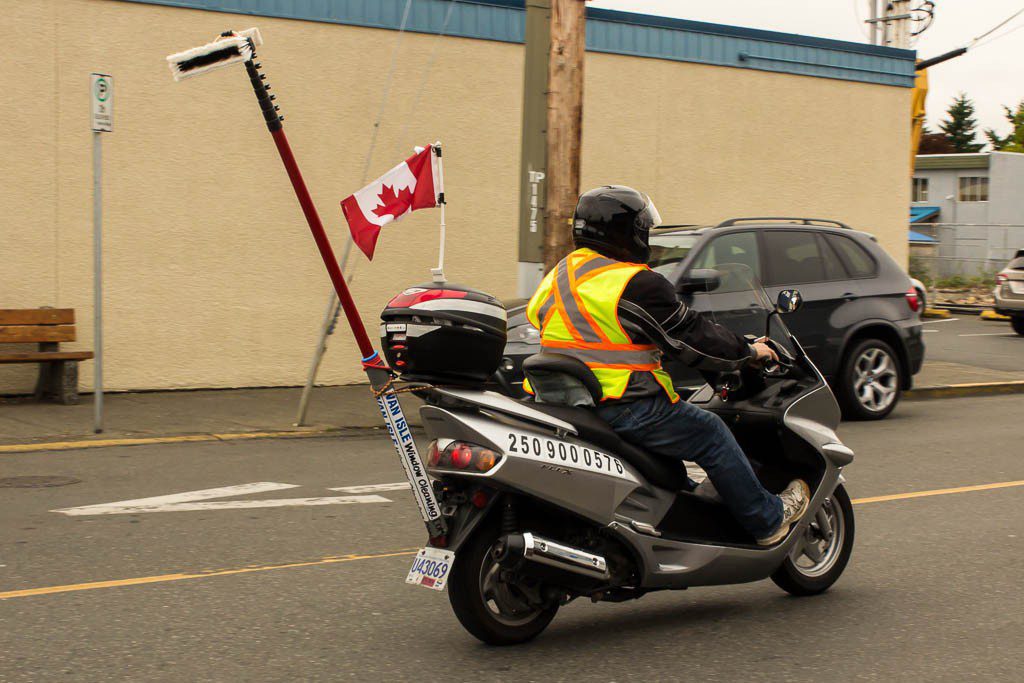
[0,385,423,447]
[912,360,1024,387]
[2,359,1023,448]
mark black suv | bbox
[498,217,925,420]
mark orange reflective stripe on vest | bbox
[525,248,679,402]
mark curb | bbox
[931,303,986,315]
[0,426,401,455]
[905,380,1024,401]
[5,381,1023,454]
[921,308,950,319]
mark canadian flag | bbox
[341,145,442,260]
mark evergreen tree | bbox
[984,100,1024,153]
[939,93,984,153]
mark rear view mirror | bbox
[676,269,721,295]
[776,289,803,314]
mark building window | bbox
[912,177,928,202]
[958,176,989,202]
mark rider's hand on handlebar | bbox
[750,337,779,366]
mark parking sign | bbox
[91,73,113,132]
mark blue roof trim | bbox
[122,0,917,87]
[910,205,941,223]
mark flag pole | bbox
[431,142,447,284]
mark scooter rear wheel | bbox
[771,484,854,596]
[447,526,559,645]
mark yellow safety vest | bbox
[525,248,679,403]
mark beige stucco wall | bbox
[582,51,911,267]
[0,0,909,393]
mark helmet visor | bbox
[639,195,662,230]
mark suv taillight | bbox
[427,441,501,473]
[905,286,921,313]
[996,273,1008,285]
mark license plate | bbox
[1010,281,1024,294]
[405,547,454,591]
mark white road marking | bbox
[921,318,960,324]
[957,333,1016,337]
[329,482,411,494]
[922,329,938,333]
[55,482,296,514]
[53,482,391,516]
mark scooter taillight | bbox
[426,440,441,467]
[428,441,502,473]
[451,444,474,469]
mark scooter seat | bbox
[526,402,691,491]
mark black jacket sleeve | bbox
[618,269,756,371]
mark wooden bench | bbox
[0,309,94,405]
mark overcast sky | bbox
[590,1,1024,143]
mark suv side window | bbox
[693,231,761,280]
[762,230,840,285]
[817,232,848,277]
[824,233,877,278]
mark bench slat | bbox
[0,351,94,364]
[0,309,75,325]
[0,325,76,343]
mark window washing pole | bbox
[241,57,447,540]
[165,31,445,540]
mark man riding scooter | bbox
[525,185,809,545]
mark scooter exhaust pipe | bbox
[494,532,610,580]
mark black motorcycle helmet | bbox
[571,185,662,263]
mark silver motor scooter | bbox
[404,267,855,645]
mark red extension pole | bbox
[242,56,446,538]
[268,128,376,360]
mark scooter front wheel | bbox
[771,484,854,596]
[447,525,559,645]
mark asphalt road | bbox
[921,315,1022,373]
[2,395,1022,682]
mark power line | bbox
[969,5,1024,46]
[975,21,1024,49]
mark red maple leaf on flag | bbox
[372,184,414,219]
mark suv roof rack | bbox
[715,217,852,230]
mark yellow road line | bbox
[0,549,418,600]
[0,429,340,455]
[851,479,1024,505]
[3,479,1023,602]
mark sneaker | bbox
[756,479,811,546]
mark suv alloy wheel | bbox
[837,338,902,420]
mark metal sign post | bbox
[91,73,112,433]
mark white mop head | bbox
[167,28,264,81]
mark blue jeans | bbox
[596,394,783,539]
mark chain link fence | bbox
[909,223,1024,289]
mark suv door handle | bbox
[842,292,858,300]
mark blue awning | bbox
[910,205,940,223]
[909,230,937,243]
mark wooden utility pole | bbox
[544,0,586,271]
[517,0,551,296]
